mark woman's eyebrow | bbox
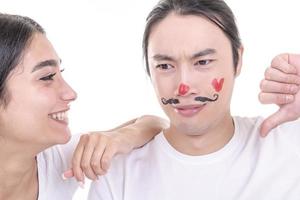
[31,59,62,73]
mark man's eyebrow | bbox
[31,59,62,73]
[151,49,216,62]
[192,48,216,59]
[151,54,175,62]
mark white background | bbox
[1,0,300,198]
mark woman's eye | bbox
[156,64,173,70]
[40,73,56,81]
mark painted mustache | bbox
[161,98,180,105]
[195,94,219,102]
[161,94,219,105]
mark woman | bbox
[0,13,166,199]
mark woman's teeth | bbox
[49,111,67,121]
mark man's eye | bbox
[156,64,173,70]
[40,73,56,81]
[196,59,212,66]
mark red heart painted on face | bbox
[212,78,224,92]
[178,83,190,95]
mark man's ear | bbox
[235,46,244,77]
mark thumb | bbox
[260,109,289,137]
[62,169,74,180]
[289,54,300,69]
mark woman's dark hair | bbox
[143,0,241,75]
[0,13,45,106]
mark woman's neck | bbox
[0,140,39,200]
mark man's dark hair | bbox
[142,0,241,75]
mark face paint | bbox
[178,83,190,96]
[161,98,180,105]
[212,78,224,92]
[162,78,221,105]
[194,94,219,102]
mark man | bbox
[89,0,300,199]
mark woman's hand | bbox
[62,115,168,184]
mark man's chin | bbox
[175,122,207,136]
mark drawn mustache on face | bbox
[161,94,219,105]
[194,94,219,102]
[161,98,180,105]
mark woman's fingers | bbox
[62,169,74,180]
[100,140,119,171]
[70,125,148,181]
[71,134,86,182]
[70,132,120,181]
[90,136,108,175]
[80,134,100,180]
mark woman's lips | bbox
[174,104,206,117]
[48,109,69,125]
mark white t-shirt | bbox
[88,116,300,200]
[37,134,80,200]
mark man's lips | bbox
[174,104,206,117]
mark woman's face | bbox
[0,33,77,149]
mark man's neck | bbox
[164,114,235,156]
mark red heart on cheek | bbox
[212,78,224,92]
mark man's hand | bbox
[259,53,300,137]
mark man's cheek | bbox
[211,78,225,92]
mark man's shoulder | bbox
[233,116,263,134]
[109,133,162,169]
[234,115,300,134]
[233,115,300,143]
[272,118,300,148]
[235,116,300,157]
[234,116,263,126]
[99,133,161,194]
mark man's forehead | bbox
[151,13,221,35]
[148,15,231,60]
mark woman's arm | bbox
[63,115,168,184]
[107,115,169,150]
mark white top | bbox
[88,116,300,200]
[37,134,80,200]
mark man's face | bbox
[148,13,242,135]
